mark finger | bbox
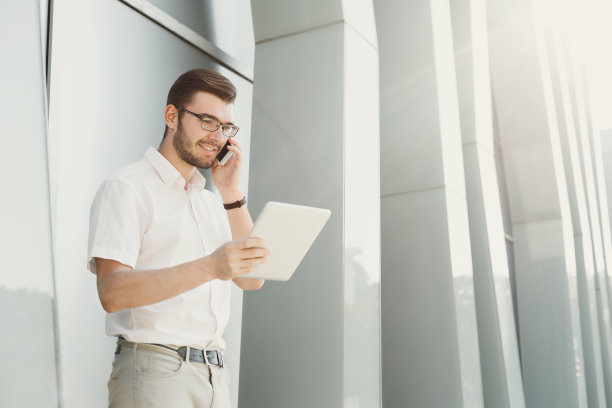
[228,139,242,150]
[227,142,242,151]
[236,237,262,248]
[239,247,269,259]
[241,237,264,248]
[227,240,248,251]
[233,269,251,277]
[227,145,242,161]
[239,257,267,269]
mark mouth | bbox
[198,143,218,154]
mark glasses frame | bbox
[178,108,239,137]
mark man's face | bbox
[173,91,234,169]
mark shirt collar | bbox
[145,147,207,190]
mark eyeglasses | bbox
[178,108,239,137]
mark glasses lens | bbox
[201,118,220,132]
[222,125,239,137]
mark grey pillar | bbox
[546,27,608,407]
[375,0,484,406]
[580,68,612,407]
[450,0,526,406]
[486,0,588,406]
[601,128,612,257]
[567,45,612,344]
[241,1,381,407]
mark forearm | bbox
[97,258,213,313]
[221,189,264,290]
[220,188,253,239]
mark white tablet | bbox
[242,201,331,281]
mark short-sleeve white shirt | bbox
[88,147,233,350]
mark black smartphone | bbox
[216,140,233,165]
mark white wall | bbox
[47,0,253,406]
[0,1,58,406]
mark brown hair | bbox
[163,68,237,139]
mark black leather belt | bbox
[116,338,224,367]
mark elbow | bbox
[98,280,121,313]
[100,294,119,314]
[234,277,265,291]
[248,279,265,291]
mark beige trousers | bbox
[108,345,231,408]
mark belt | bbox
[116,338,224,367]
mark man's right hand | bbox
[202,237,269,281]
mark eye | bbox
[202,118,218,126]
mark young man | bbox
[88,68,267,407]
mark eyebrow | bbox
[197,112,235,126]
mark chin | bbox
[196,159,216,169]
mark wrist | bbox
[223,196,246,210]
[220,188,243,204]
[194,256,217,282]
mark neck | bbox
[158,139,195,190]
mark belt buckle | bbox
[217,351,224,367]
[204,350,224,367]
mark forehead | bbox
[186,91,234,122]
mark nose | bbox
[209,126,226,142]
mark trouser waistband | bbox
[115,338,224,367]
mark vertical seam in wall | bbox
[40,0,63,406]
[341,23,346,407]
[45,0,53,102]
[376,48,383,408]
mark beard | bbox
[173,119,219,169]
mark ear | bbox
[164,104,179,132]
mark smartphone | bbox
[216,140,233,165]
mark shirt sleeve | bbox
[87,178,147,274]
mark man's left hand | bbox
[212,139,243,198]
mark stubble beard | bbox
[173,119,218,169]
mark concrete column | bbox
[450,0,525,406]
[568,48,612,339]
[581,68,612,406]
[544,23,608,407]
[601,129,612,230]
[375,0,484,406]
[240,1,380,407]
[486,0,588,406]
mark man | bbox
[87,68,267,407]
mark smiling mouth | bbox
[198,143,218,153]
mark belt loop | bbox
[132,342,137,353]
[186,346,190,363]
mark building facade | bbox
[1,0,612,407]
